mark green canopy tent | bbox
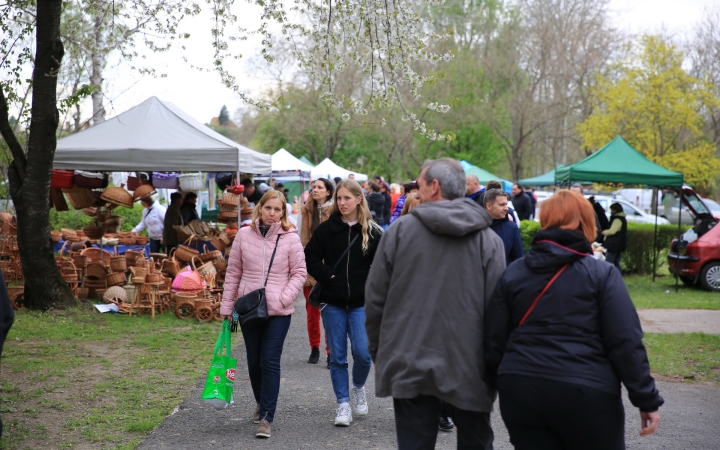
[519,165,564,186]
[554,136,684,284]
[299,156,315,167]
[460,160,501,184]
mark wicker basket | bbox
[179,172,203,192]
[100,184,134,209]
[86,262,109,280]
[63,185,96,210]
[131,276,146,284]
[72,253,88,267]
[175,238,199,263]
[119,237,136,246]
[145,273,161,283]
[132,184,157,201]
[213,256,228,273]
[51,170,75,189]
[127,173,151,191]
[210,235,226,252]
[51,230,62,242]
[76,287,89,299]
[218,200,238,212]
[222,189,239,206]
[135,235,148,245]
[104,285,128,302]
[95,289,107,300]
[103,215,123,233]
[81,247,112,266]
[110,247,127,272]
[192,256,217,279]
[61,228,77,240]
[218,210,239,221]
[106,271,127,287]
[82,206,98,217]
[161,251,180,276]
[83,223,105,240]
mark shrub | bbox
[50,204,146,234]
[516,220,689,275]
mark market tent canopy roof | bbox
[270,148,314,174]
[519,165,564,186]
[555,136,683,186]
[54,96,272,173]
[459,160,502,184]
[299,155,315,167]
[312,158,368,182]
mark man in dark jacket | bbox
[465,174,485,208]
[602,203,627,271]
[241,178,264,204]
[366,182,387,226]
[380,182,392,229]
[180,192,200,224]
[365,158,506,450]
[164,192,184,253]
[485,189,524,264]
[511,183,532,221]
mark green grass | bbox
[644,333,720,385]
[625,275,720,310]
[0,306,220,450]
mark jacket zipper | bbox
[262,234,267,287]
[346,227,351,308]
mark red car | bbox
[668,187,720,291]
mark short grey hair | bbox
[420,158,466,200]
[466,174,479,184]
[484,188,508,207]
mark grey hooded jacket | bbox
[365,198,506,412]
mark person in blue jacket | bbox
[484,188,524,264]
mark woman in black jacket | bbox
[304,179,383,428]
[366,181,387,227]
[485,190,662,450]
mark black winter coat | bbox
[382,191,392,226]
[512,193,532,221]
[304,214,382,308]
[367,193,387,225]
[485,228,664,412]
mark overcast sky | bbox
[86,0,719,128]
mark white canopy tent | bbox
[255,148,314,181]
[312,158,368,182]
[54,96,271,174]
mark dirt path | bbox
[137,295,720,449]
[637,309,720,334]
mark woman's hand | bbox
[639,410,660,436]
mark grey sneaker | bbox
[253,403,260,424]
[334,403,353,426]
[353,386,368,416]
[256,419,271,438]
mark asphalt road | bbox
[139,294,720,449]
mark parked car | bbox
[668,187,720,291]
[587,195,670,225]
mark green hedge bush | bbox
[518,220,689,275]
[50,204,146,234]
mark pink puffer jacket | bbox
[220,221,306,317]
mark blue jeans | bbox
[321,304,372,404]
[149,238,163,254]
[241,315,291,422]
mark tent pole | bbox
[676,188,683,293]
[652,189,659,282]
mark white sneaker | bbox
[353,386,368,416]
[334,402,353,426]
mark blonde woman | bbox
[304,179,383,427]
[220,190,307,439]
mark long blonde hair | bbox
[328,179,383,253]
[251,190,293,231]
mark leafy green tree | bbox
[219,105,229,125]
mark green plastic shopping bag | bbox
[201,321,237,409]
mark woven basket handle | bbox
[114,245,120,257]
[191,255,202,271]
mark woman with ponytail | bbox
[304,179,383,427]
[297,178,334,366]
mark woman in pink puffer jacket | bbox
[220,190,306,439]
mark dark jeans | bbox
[241,315,292,422]
[393,395,494,450]
[149,238,163,254]
[606,251,623,271]
[498,375,625,450]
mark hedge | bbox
[518,220,689,275]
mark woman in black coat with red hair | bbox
[485,190,663,450]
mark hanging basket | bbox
[179,172,203,192]
[100,184,134,209]
[127,173,151,191]
[132,184,157,201]
[152,172,179,189]
[83,221,105,240]
[51,170,75,189]
[63,186,96,210]
[74,171,107,189]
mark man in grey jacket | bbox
[365,158,506,449]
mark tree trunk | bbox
[90,11,105,125]
[3,0,75,310]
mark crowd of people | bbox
[216,158,663,449]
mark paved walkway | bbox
[637,309,720,334]
[139,295,720,449]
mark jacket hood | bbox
[410,198,492,237]
[525,227,592,273]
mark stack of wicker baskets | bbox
[218,188,240,223]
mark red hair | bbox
[539,190,597,243]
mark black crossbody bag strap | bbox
[263,235,282,287]
[329,234,359,274]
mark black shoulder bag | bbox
[308,234,359,307]
[233,235,281,328]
